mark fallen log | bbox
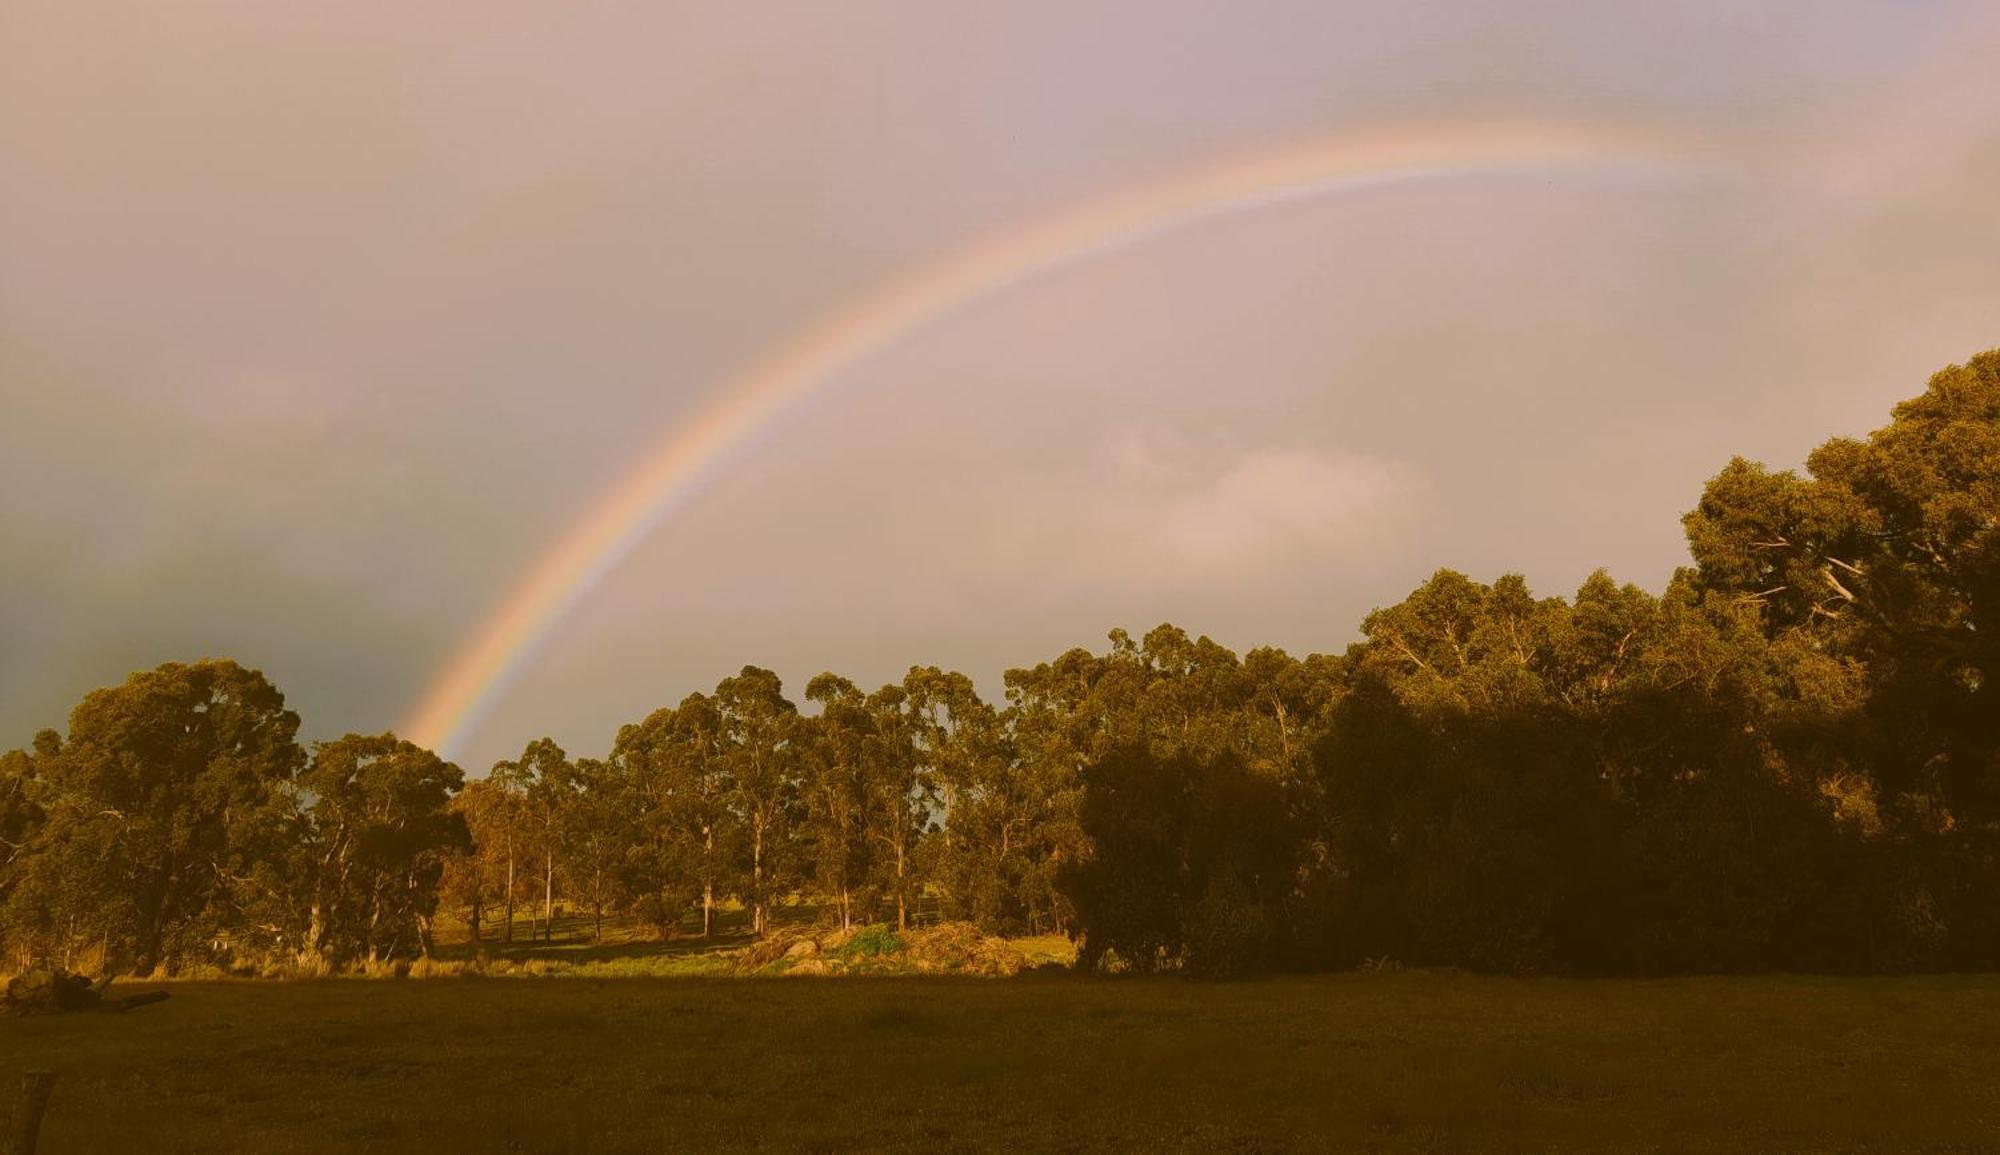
[2,970,170,1016]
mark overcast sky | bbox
[4,1,1997,768]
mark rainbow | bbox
[404,118,1707,758]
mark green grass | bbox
[7,973,2000,1152]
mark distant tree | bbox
[0,738,50,967]
[1064,741,1295,976]
[615,693,736,938]
[1687,351,1999,832]
[295,733,468,964]
[441,777,518,944]
[906,667,1032,928]
[561,757,634,941]
[715,668,799,936]
[999,660,1093,936]
[861,683,928,930]
[14,660,303,974]
[802,673,873,929]
[1239,645,1342,779]
[491,738,575,942]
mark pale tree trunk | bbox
[366,888,385,963]
[503,838,516,944]
[306,897,327,959]
[543,845,555,943]
[702,823,715,938]
[896,836,908,932]
[751,815,766,936]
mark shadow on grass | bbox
[434,903,841,965]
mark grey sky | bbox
[4,1,1997,768]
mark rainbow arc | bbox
[403,118,1709,758]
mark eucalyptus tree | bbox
[295,733,468,963]
[1686,350,1999,833]
[1239,645,1342,778]
[561,757,634,941]
[18,660,304,974]
[442,777,519,944]
[490,738,576,942]
[1001,657,1098,935]
[0,737,50,966]
[902,666,1021,925]
[615,693,735,937]
[906,663,1083,931]
[715,667,800,936]
[802,673,873,929]
[862,683,927,930]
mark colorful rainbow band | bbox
[403,118,1708,758]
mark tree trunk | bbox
[702,824,715,939]
[366,889,384,963]
[131,906,167,978]
[543,846,555,943]
[896,839,908,932]
[752,816,766,937]
[503,839,516,945]
[306,897,327,960]
[468,895,482,945]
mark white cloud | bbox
[992,426,1419,588]
[1157,446,1404,569]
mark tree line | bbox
[1,350,1993,976]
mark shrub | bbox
[838,924,902,960]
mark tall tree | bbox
[715,668,799,937]
[615,693,736,938]
[441,777,519,945]
[1686,350,1999,830]
[490,738,575,942]
[862,683,928,930]
[20,660,303,974]
[0,736,51,967]
[907,666,1042,929]
[802,673,873,929]
[295,734,468,964]
[561,757,634,941]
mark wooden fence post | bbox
[11,1071,55,1155]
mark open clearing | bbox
[6,973,1999,1152]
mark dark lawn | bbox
[6,972,1999,1152]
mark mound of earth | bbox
[733,922,1043,977]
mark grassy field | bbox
[6,972,1999,1153]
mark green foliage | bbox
[837,923,903,960]
[2,660,304,974]
[294,734,469,966]
[1065,742,1299,976]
